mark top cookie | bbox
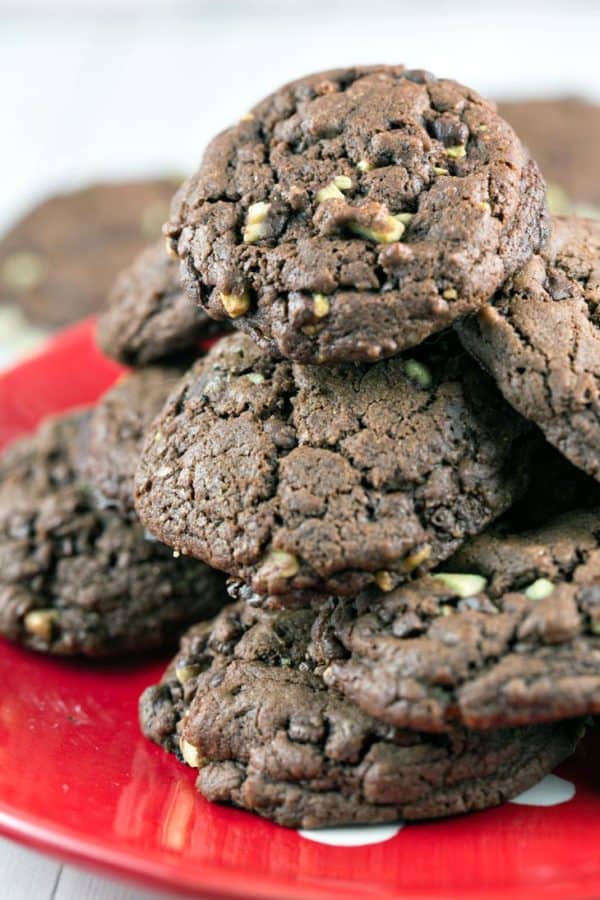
[457,216,600,481]
[135,331,530,601]
[97,241,220,366]
[166,66,549,364]
[499,98,600,212]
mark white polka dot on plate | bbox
[510,774,575,807]
[298,822,404,846]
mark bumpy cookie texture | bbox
[0,181,178,328]
[309,507,600,732]
[0,411,83,502]
[78,367,185,517]
[0,412,227,656]
[135,332,530,601]
[166,66,549,364]
[140,602,582,829]
[97,241,221,365]
[457,217,600,481]
[499,98,600,211]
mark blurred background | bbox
[2,0,599,230]
[0,0,598,365]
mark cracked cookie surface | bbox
[78,366,186,517]
[309,506,600,731]
[97,240,221,365]
[139,601,582,828]
[166,65,549,364]
[457,216,600,481]
[0,411,227,655]
[135,332,530,601]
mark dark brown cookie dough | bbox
[0,180,178,328]
[78,367,185,517]
[309,506,600,732]
[166,66,549,364]
[0,411,227,656]
[140,601,582,829]
[457,216,600,481]
[96,240,221,366]
[135,332,530,602]
[498,98,600,211]
[0,410,83,502]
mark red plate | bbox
[0,321,599,900]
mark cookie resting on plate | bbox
[140,601,583,828]
[0,411,226,656]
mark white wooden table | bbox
[1,2,599,897]
[0,838,177,900]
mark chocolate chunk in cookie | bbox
[457,217,600,481]
[135,332,531,602]
[310,506,600,731]
[140,601,582,828]
[0,180,177,328]
[166,66,549,364]
[0,411,226,655]
[97,241,222,366]
[78,367,185,517]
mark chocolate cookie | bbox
[140,601,582,828]
[78,367,185,517]
[0,411,226,655]
[309,506,600,732]
[499,98,600,212]
[166,66,549,364]
[97,241,220,366]
[0,410,82,501]
[135,332,530,602]
[457,216,600,481]
[0,180,177,328]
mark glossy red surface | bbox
[0,321,599,900]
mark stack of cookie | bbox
[1,65,599,829]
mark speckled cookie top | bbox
[309,506,600,732]
[0,411,226,656]
[166,65,549,364]
[139,601,582,828]
[457,216,600,481]
[97,240,219,366]
[135,331,530,602]
[0,410,86,508]
[78,367,185,516]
